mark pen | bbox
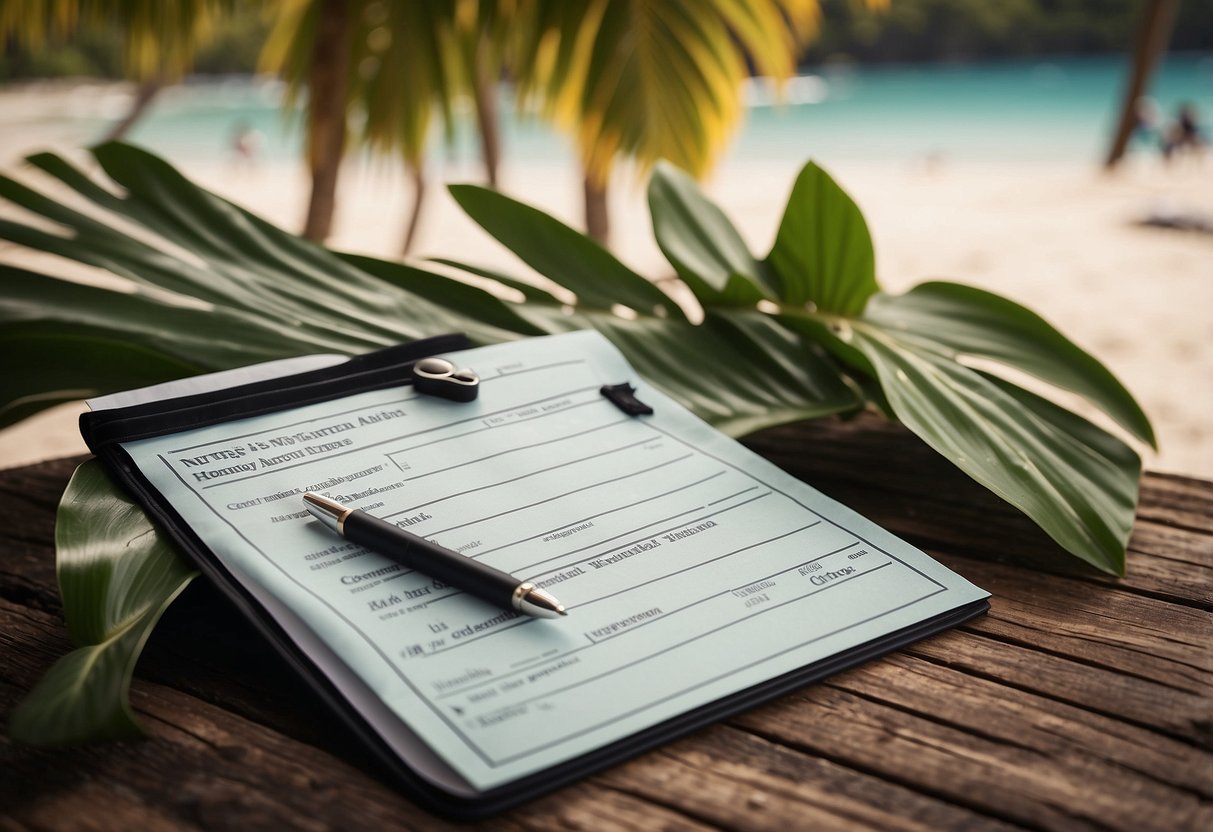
[301,492,568,619]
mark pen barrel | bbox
[343,511,521,606]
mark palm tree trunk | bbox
[1104,0,1179,170]
[583,172,609,245]
[102,79,162,143]
[472,33,501,188]
[303,0,352,242]
[401,164,427,256]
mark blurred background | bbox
[1,0,1210,475]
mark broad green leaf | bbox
[337,252,549,337]
[25,150,127,208]
[648,160,779,305]
[437,177,861,431]
[69,144,507,351]
[864,282,1156,448]
[8,460,197,745]
[567,310,862,436]
[0,145,515,384]
[773,312,876,379]
[448,183,683,318]
[427,258,564,306]
[0,322,204,428]
[980,371,1142,491]
[0,264,326,367]
[758,163,1145,572]
[848,323,1139,574]
[767,161,878,314]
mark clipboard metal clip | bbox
[413,358,480,402]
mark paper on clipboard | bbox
[109,331,988,792]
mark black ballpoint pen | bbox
[302,492,568,619]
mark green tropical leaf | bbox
[8,460,197,745]
[439,181,861,433]
[863,282,1157,447]
[337,252,550,337]
[648,160,779,305]
[567,310,861,436]
[756,161,1147,573]
[0,263,314,369]
[845,323,1139,574]
[427,258,564,306]
[767,160,878,314]
[0,321,204,429]
[448,183,683,317]
[7,143,513,362]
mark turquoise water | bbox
[739,54,1213,163]
[120,52,1212,167]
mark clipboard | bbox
[80,331,989,818]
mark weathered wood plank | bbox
[732,653,1213,831]
[848,652,1213,800]
[908,628,1211,745]
[943,559,1212,695]
[1136,472,1213,534]
[2,681,706,832]
[1118,520,1213,608]
[0,456,78,617]
[0,454,78,519]
[596,726,1021,831]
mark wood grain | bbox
[3,416,1211,830]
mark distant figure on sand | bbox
[1162,102,1206,161]
[230,121,262,169]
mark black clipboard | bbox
[80,334,989,818]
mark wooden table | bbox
[2,416,1210,830]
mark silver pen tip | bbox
[302,491,349,533]
[518,586,568,619]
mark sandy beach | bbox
[1,82,1210,477]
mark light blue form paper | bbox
[120,331,988,791]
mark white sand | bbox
[1,84,1210,477]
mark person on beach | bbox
[230,120,262,169]
[1161,102,1206,161]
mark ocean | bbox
[31,52,1213,168]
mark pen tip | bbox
[519,586,568,619]
[302,492,348,534]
